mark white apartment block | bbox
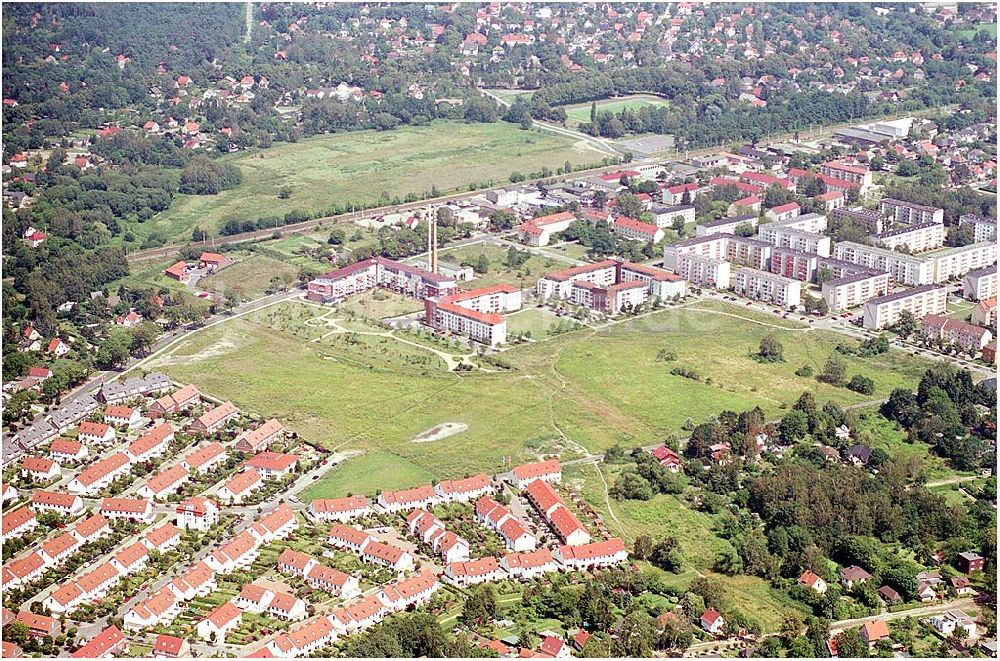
[425,285,521,347]
[821,272,892,311]
[862,285,948,330]
[770,247,819,282]
[959,214,997,243]
[874,221,945,253]
[879,198,945,225]
[676,253,731,288]
[819,161,873,189]
[931,242,997,283]
[536,260,684,312]
[833,241,935,286]
[696,214,758,237]
[757,226,831,257]
[650,204,695,228]
[963,266,998,302]
[732,268,801,307]
[664,234,770,272]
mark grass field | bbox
[299,451,435,499]
[562,94,671,129]
[484,88,535,102]
[433,241,566,290]
[137,121,605,242]
[199,253,298,301]
[336,289,426,320]
[505,308,563,340]
[150,298,939,487]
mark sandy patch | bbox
[411,422,468,443]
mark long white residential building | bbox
[873,222,945,253]
[663,234,771,271]
[696,213,758,237]
[732,267,801,307]
[757,226,831,257]
[833,241,935,286]
[879,198,944,225]
[862,285,948,330]
[930,242,997,283]
[821,272,892,312]
[676,253,731,288]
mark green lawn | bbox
[336,289,426,320]
[434,242,564,290]
[562,95,671,128]
[506,308,562,340]
[136,121,605,242]
[299,451,436,499]
[199,253,298,301]
[149,299,938,486]
[484,88,536,103]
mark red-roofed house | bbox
[196,601,242,642]
[508,458,562,489]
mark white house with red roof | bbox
[268,592,307,621]
[246,451,298,480]
[501,548,558,580]
[799,570,828,593]
[196,601,242,642]
[377,484,438,512]
[175,496,219,531]
[651,445,683,472]
[217,469,264,505]
[308,495,371,522]
[111,541,150,576]
[127,423,174,462]
[49,438,87,462]
[539,635,572,658]
[137,464,190,500]
[444,556,504,587]
[306,564,360,598]
[361,541,414,572]
[68,452,130,494]
[507,458,562,489]
[46,337,70,358]
[700,607,725,634]
[78,421,115,445]
[2,506,38,540]
[555,538,627,570]
[71,625,127,658]
[377,571,439,611]
[100,497,154,523]
[326,523,376,553]
[31,490,83,516]
[20,456,61,482]
[103,405,141,428]
[143,522,181,553]
[236,583,275,614]
[434,474,494,503]
[151,633,189,658]
[182,441,228,474]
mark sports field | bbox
[136,121,605,242]
[149,298,936,484]
[562,94,671,128]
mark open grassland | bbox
[137,121,603,242]
[562,94,672,128]
[552,300,934,431]
[199,253,298,301]
[299,451,435,500]
[150,298,938,490]
[433,241,568,290]
[483,88,536,102]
